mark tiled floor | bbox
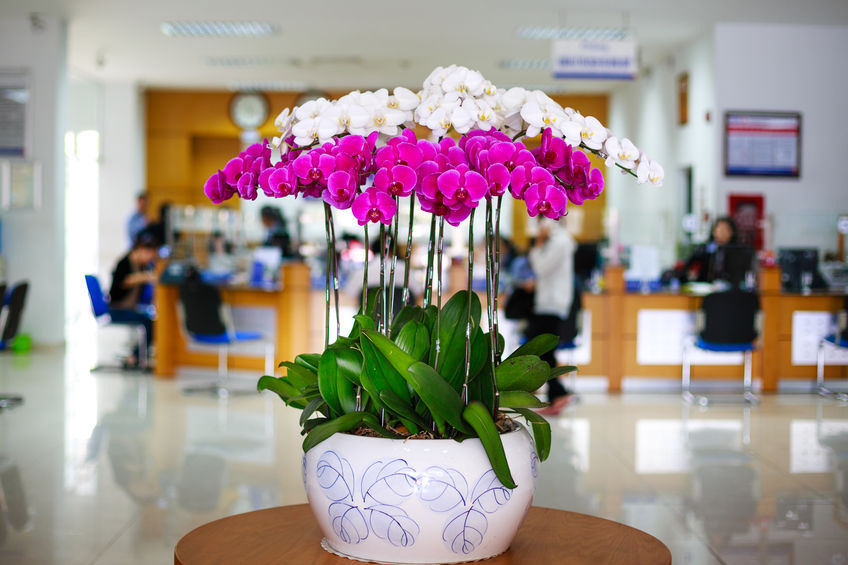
[1,321,848,564]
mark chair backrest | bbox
[84,275,110,318]
[700,288,760,345]
[0,283,7,306]
[0,282,29,342]
[178,280,227,337]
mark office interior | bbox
[1,2,848,564]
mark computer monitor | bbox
[777,248,826,292]
[710,245,756,287]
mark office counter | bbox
[594,266,848,392]
[153,263,311,378]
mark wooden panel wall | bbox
[145,90,300,213]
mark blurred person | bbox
[679,216,739,283]
[108,233,158,368]
[127,192,149,247]
[525,216,576,415]
[260,205,295,258]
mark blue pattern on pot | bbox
[316,451,516,554]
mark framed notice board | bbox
[724,111,801,177]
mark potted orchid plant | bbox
[204,65,662,563]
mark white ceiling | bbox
[6,0,848,92]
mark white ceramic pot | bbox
[303,425,538,564]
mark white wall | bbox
[98,83,145,281]
[715,23,848,253]
[0,16,67,344]
[608,49,680,267]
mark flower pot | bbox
[303,425,537,564]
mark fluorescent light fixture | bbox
[204,56,286,67]
[228,80,309,92]
[160,21,278,38]
[498,59,551,71]
[516,27,632,41]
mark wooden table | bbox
[174,504,671,565]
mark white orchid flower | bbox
[294,98,332,121]
[350,106,406,137]
[636,156,665,186]
[579,116,608,150]
[559,118,583,147]
[603,137,639,169]
[461,98,498,131]
[414,93,443,124]
[501,87,529,116]
[520,99,567,137]
[292,115,339,147]
[442,67,485,97]
[425,64,458,91]
[390,87,419,111]
[325,101,369,134]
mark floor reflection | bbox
[1,329,847,564]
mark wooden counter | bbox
[153,263,311,378]
[596,265,847,392]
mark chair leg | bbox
[816,339,848,402]
[218,346,228,378]
[743,350,759,404]
[137,326,148,370]
[682,340,696,404]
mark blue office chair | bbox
[682,288,761,406]
[0,281,28,351]
[815,298,848,402]
[84,274,149,370]
[178,277,274,396]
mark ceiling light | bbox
[228,80,309,92]
[160,21,278,38]
[498,59,552,71]
[516,27,632,41]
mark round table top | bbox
[174,504,671,565]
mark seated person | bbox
[108,234,158,368]
[678,217,754,284]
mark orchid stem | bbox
[322,205,332,349]
[433,216,445,369]
[424,214,436,307]
[388,196,400,325]
[492,195,503,365]
[379,224,387,335]
[462,208,475,404]
[326,203,341,341]
[362,223,369,315]
[402,195,414,307]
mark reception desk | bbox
[153,263,311,378]
[587,266,848,392]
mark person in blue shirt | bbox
[127,192,149,247]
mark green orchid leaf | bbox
[550,365,577,379]
[389,305,425,340]
[299,397,326,427]
[302,417,329,433]
[257,375,309,409]
[499,390,545,408]
[468,326,488,381]
[462,401,517,489]
[294,353,321,374]
[430,290,482,390]
[331,346,364,387]
[495,355,551,392]
[507,334,559,360]
[279,361,318,390]
[359,335,413,404]
[466,364,495,414]
[348,314,376,340]
[318,349,358,416]
[302,412,370,452]
[507,408,552,461]
[395,320,430,362]
[360,412,405,439]
[378,389,424,433]
[406,362,471,436]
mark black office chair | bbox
[815,297,848,402]
[682,288,761,405]
[0,281,28,350]
[178,277,273,396]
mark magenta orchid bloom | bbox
[532,128,572,172]
[374,165,417,197]
[375,142,424,170]
[436,165,488,208]
[236,172,258,200]
[525,181,567,219]
[483,163,511,197]
[351,187,397,226]
[259,164,297,198]
[292,151,337,186]
[323,171,358,210]
[204,170,236,204]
